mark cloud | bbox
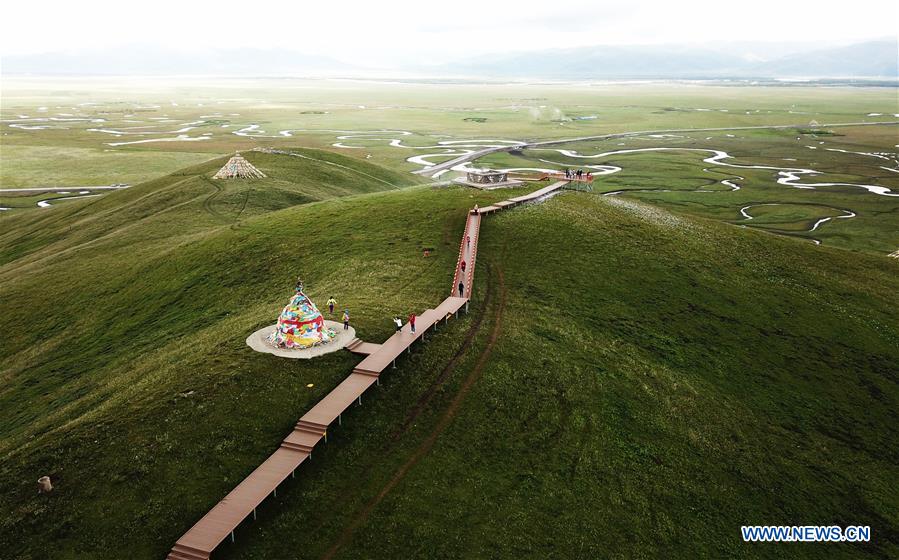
[1,0,895,68]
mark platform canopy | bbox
[466,169,508,184]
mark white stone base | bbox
[246,320,355,359]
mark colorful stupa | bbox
[267,290,337,349]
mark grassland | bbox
[3,78,896,254]
[3,77,897,183]
[0,145,212,189]
[475,124,899,252]
[1,146,897,559]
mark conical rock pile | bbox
[213,153,266,179]
[267,290,336,349]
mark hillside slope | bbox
[220,193,899,560]
[0,156,503,558]
[1,162,897,558]
[0,148,413,267]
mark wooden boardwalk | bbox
[167,180,569,560]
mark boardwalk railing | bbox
[168,180,569,560]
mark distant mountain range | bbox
[429,40,898,80]
[2,40,896,79]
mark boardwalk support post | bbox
[358,395,362,406]
[338,414,342,426]
[231,531,235,543]
[392,359,396,369]
[253,508,257,521]
[376,377,380,386]
[274,487,277,498]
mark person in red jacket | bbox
[409,312,416,333]
[461,259,466,273]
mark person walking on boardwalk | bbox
[394,316,403,332]
[409,313,416,333]
[327,296,337,314]
[342,309,350,330]
[458,281,465,297]
[461,259,466,273]
[473,204,479,215]
[466,235,470,246]
[295,276,304,293]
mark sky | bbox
[2,0,896,66]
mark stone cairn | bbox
[213,153,267,179]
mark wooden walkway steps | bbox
[477,180,568,215]
[346,338,381,355]
[434,296,468,319]
[451,211,480,299]
[170,448,313,558]
[168,180,569,559]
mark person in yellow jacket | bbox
[327,296,337,314]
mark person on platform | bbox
[327,296,337,314]
[394,316,403,332]
[461,259,467,273]
[342,309,349,330]
[409,313,417,333]
[458,281,465,297]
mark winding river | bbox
[293,128,897,198]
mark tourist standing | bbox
[409,313,416,333]
[327,296,337,314]
[343,309,349,330]
[394,316,403,332]
[461,259,466,273]
[295,276,304,292]
[458,281,465,297]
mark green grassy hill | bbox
[1,150,897,559]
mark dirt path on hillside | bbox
[297,259,491,542]
[320,262,507,560]
[388,265,494,443]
